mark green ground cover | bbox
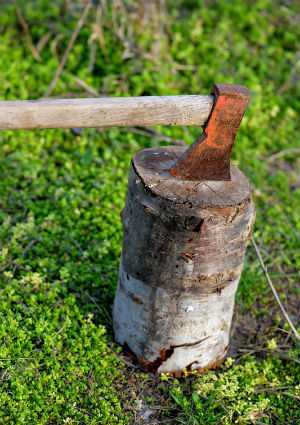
[0,1,299,424]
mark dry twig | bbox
[86,293,112,324]
[119,126,187,147]
[282,392,300,402]
[267,148,300,162]
[239,347,300,364]
[12,0,41,62]
[254,386,293,394]
[0,260,30,273]
[73,76,102,97]
[43,2,92,98]
[107,345,138,370]
[36,32,53,54]
[251,236,300,342]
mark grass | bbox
[0,0,299,424]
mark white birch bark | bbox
[113,146,255,375]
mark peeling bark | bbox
[113,146,255,374]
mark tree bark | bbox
[113,146,255,375]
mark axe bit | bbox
[169,83,251,181]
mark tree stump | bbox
[113,145,255,375]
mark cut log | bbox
[113,146,255,375]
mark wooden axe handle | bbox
[0,95,213,130]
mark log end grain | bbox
[132,146,252,208]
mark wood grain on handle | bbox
[0,95,214,130]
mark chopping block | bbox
[113,83,255,376]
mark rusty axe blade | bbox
[169,83,251,181]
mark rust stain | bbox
[180,253,194,262]
[132,296,144,305]
[138,350,227,376]
[138,347,174,373]
[124,338,228,376]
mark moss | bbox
[0,272,130,424]
[170,356,300,424]
[0,0,300,423]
